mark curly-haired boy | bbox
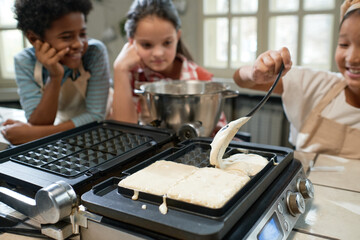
[2,0,111,145]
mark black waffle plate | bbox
[9,129,153,177]
[0,120,174,192]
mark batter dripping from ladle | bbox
[210,64,284,169]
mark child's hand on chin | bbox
[114,42,144,72]
[34,40,69,79]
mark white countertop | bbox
[289,152,360,240]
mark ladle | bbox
[210,64,285,169]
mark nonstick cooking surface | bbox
[118,141,277,217]
[0,120,175,192]
[9,127,153,177]
[82,139,294,240]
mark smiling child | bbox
[1,0,111,145]
[232,0,360,158]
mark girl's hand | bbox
[111,42,139,124]
[114,42,144,72]
[34,40,69,79]
[252,47,292,84]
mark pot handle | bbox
[134,88,145,95]
[222,89,239,98]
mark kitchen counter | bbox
[0,113,359,240]
[289,152,360,240]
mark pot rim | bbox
[138,80,232,96]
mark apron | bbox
[297,81,360,159]
[34,61,90,125]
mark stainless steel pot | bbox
[134,80,238,138]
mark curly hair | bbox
[14,0,93,38]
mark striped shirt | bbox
[14,39,111,127]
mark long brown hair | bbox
[125,0,193,61]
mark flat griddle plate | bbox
[81,139,293,240]
[118,142,276,217]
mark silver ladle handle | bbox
[0,181,77,224]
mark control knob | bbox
[286,191,305,216]
[297,178,314,199]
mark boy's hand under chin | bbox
[34,40,69,80]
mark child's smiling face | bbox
[131,15,180,75]
[335,12,360,90]
[43,12,88,69]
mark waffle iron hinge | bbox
[0,180,77,224]
[0,180,86,239]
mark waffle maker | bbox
[0,120,175,237]
[80,139,314,240]
[0,121,313,240]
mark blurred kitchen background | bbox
[0,0,343,147]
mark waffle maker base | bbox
[81,139,304,240]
